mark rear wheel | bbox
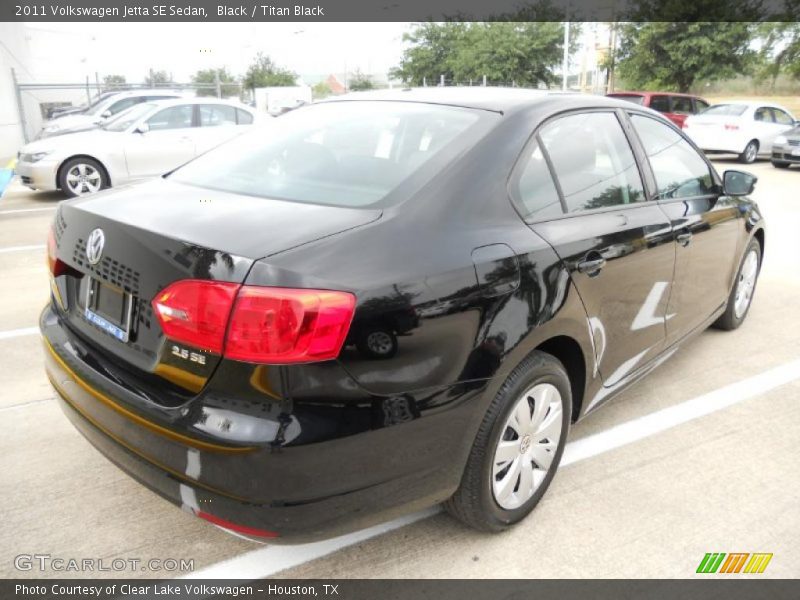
[738,140,759,164]
[444,351,571,532]
[58,157,108,198]
[771,160,790,169]
[713,238,761,331]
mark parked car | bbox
[37,89,188,138]
[42,89,764,542]
[18,98,258,197]
[49,91,122,120]
[606,91,709,128]
[683,101,798,163]
[770,125,800,168]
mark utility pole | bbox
[562,21,570,91]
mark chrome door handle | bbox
[676,231,692,247]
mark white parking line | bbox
[0,327,39,341]
[0,207,57,215]
[183,357,800,580]
[0,244,46,253]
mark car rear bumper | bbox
[15,159,58,190]
[40,302,465,542]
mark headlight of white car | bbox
[21,150,54,163]
[774,135,788,145]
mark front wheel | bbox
[445,351,571,532]
[738,140,759,164]
[58,157,109,198]
[713,238,761,331]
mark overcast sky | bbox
[23,22,412,82]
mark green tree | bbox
[312,81,332,99]
[191,67,239,97]
[102,74,127,91]
[243,53,296,89]
[348,69,375,91]
[145,70,172,87]
[755,21,800,83]
[391,21,575,87]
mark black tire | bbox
[355,325,398,359]
[771,160,790,169]
[58,156,109,198]
[713,238,761,331]
[444,350,571,532]
[738,140,759,164]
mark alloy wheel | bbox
[734,249,758,319]
[492,383,563,510]
[66,163,102,195]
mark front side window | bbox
[671,97,693,115]
[102,102,157,132]
[147,105,194,131]
[199,104,237,127]
[754,107,773,122]
[107,97,141,116]
[631,114,714,200]
[512,143,563,221]
[170,101,486,208]
[771,108,794,125]
[539,112,645,212]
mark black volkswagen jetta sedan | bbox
[42,88,765,541]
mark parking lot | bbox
[0,158,798,579]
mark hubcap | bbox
[66,164,102,195]
[492,383,563,510]
[366,331,393,355]
[746,143,757,162]
[734,249,758,319]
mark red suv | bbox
[607,92,710,128]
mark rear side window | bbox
[630,114,714,199]
[511,143,563,221]
[671,96,693,115]
[649,96,671,113]
[539,112,645,212]
[199,104,237,127]
[236,109,254,125]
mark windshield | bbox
[700,104,748,116]
[102,103,156,132]
[170,101,485,208]
[609,94,645,105]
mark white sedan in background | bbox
[683,101,798,163]
[16,98,259,197]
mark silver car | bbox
[771,125,800,169]
[17,98,259,197]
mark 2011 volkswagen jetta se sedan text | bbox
[41,89,765,541]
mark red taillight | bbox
[724,123,739,131]
[152,280,240,354]
[47,227,67,277]
[225,287,355,363]
[152,281,355,363]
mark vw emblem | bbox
[85,228,105,265]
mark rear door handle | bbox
[676,231,692,247]
[577,257,606,276]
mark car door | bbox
[528,110,675,387]
[628,113,741,344]
[123,104,196,179]
[193,104,245,155]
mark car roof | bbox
[320,87,632,114]
[142,97,254,110]
[609,91,705,99]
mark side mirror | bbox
[101,110,112,119]
[723,170,757,196]
[134,123,149,134]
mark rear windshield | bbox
[608,94,645,105]
[701,104,748,116]
[170,101,484,208]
